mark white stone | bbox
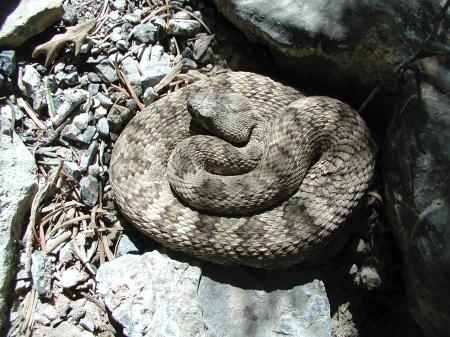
[0,0,64,47]
[59,267,89,288]
[73,113,90,131]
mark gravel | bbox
[79,175,99,207]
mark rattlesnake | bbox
[110,71,375,268]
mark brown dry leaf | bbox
[32,18,97,67]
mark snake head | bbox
[187,88,256,144]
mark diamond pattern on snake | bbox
[110,71,375,268]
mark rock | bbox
[55,71,66,85]
[34,313,51,326]
[96,252,213,337]
[53,89,87,127]
[73,113,90,131]
[0,121,37,327]
[21,64,47,111]
[95,61,118,83]
[183,58,198,71]
[152,16,166,29]
[87,83,99,95]
[79,175,99,207]
[173,11,191,20]
[198,265,331,337]
[59,267,89,288]
[140,65,170,89]
[64,71,79,86]
[116,39,128,52]
[40,303,58,323]
[132,23,159,44]
[112,0,127,11]
[62,4,77,25]
[139,45,170,71]
[94,106,108,119]
[143,87,156,106]
[34,321,95,337]
[87,72,101,83]
[97,251,331,337]
[82,125,97,143]
[116,235,139,257]
[107,105,131,130]
[0,106,14,134]
[97,117,110,138]
[61,124,84,142]
[357,266,381,291]
[0,50,16,76]
[193,35,215,63]
[97,92,113,107]
[125,99,138,112]
[124,13,141,24]
[121,56,141,87]
[212,0,450,100]
[31,250,52,300]
[0,0,64,47]
[79,317,96,332]
[384,55,450,337]
[166,19,202,36]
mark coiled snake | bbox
[110,72,375,268]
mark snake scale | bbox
[110,71,375,268]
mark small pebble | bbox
[94,105,108,119]
[116,40,128,52]
[80,175,99,206]
[110,10,120,21]
[133,23,159,44]
[64,72,79,86]
[59,267,90,289]
[61,124,84,142]
[88,72,101,83]
[63,161,81,180]
[73,113,90,131]
[88,83,100,95]
[80,141,98,172]
[112,0,127,12]
[62,4,78,25]
[107,105,131,130]
[358,266,382,291]
[143,87,156,106]
[124,13,140,24]
[97,92,113,107]
[59,304,71,318]
[82,125,98,143]
[80,317,96,333]
[183,58,197,70]
[153,16,166,29]
[125,99,138,112]
[97,117,110,138]
[140,64,170,88]
[31,251,52,300]
[0,50,16,76]
[116,235,139,257]
[34,313,51,326]
[166,19,202,36]
[41,303,58,321]
[95,62,118,83]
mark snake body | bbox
[110,72,375,268]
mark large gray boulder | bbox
[96,251,331,337]
[212,0,450,99]
[383,55,450,337]
[0,106,37,329]
[0,0,64,47]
